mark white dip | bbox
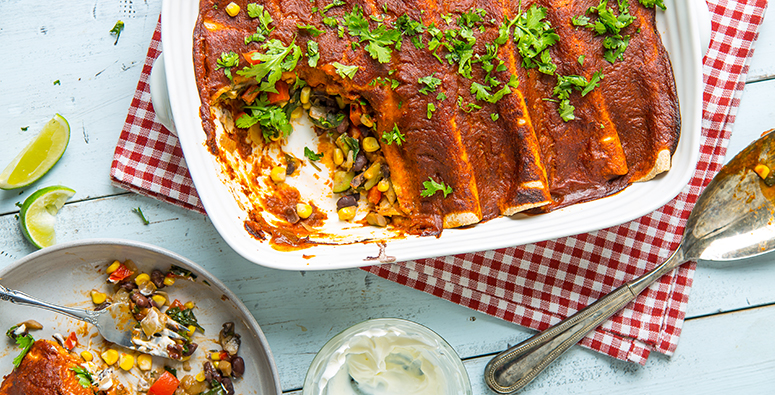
[316,326,449,395]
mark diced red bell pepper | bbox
[169,299,185,310]
[267,81,290,104]
[64,332,78,350]
[148,371,180,395]
[243,51,261,65]
[367,186,382,205]
[108,264,133,283]
[241,87,261,104]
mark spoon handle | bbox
[484,248,686,394]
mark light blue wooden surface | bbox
[1,1,773,393]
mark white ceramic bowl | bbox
[302,318,472,395]
[0,239,281,395]
[160,0,706,270]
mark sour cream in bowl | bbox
[303,318,472,395]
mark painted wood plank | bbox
[745,5,775,82]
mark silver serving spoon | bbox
[485,129,775,393]
[0,283,186,359]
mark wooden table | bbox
[1,1,773,393]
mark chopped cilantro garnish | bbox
[166,307,204,333]
[553,71,604,121]
[436,92,447,101]
[132,207,150,225]
[70,366,93,389]
[457,96,482,113]
[470,74,519,104]
[578,55,586,65]
[245,4,274,44]
[418,73,442,95]
[427,103,436,119]
[603,34,631,63]
[333,62,359,79]
[53,80,60,85]
[237,95,294,141]
[382,124,406,146]
[573,0,636,63]
[307,40,320,67]
[323,0,346,13]
[395,14,426,49]
[323,17,339,28]
[110,20,124,45]
[344,6,401,63]
[11,334,34,368]
[215,51,239,79]
[491,113,500,121]
[237,39,301,93]
[370,77,400,89]
[421,177,453,198]
[513,5,560,75]
[304,147,323,161]
[297,23,324,37]
[639,0,666,9]
[21,126,28,131]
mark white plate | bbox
[0,239,281,395]
[160,0,704,270]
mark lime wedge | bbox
[19,185,75,249]
[0,114,70,190]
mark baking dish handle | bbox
[149,52,177,136]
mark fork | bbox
[0,283,185,359]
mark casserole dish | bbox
[159,0,705,270]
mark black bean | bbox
[119,281,137,291]
[231,356,245,378]
[336,117,350,135]
[167,343,183,360]
[337,195,358,210]
[285,155,298,175]
[352,152,368,173]
[150,270,165,288]
[284,206,300,224]
[130,292,149,308]
[221,377,235,395]
[183,342,198,357]
[204,361,219,383]
[358,124,372,136]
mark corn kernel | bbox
[80,350,93,362]
[296,203,313,219]
[91,290,107,305]
[336,96,346,109]
[303,101,312,110]
[755,164,770,179]
[300,87,311,104]
[333,148,344,166]
[137,354,153,371]
[196,372,206,382]
[224,2,240,17]
[184,301,196,310]
[377,178,390,192]
[360,113,374,128]
[163,276,176,286]
[211,352,221,361]
[338,206,357,221]
[364,162,381,180]
[134,273,151,286]
[270,166,286,183]
[187,325,196,336]
[102,349,119,365]
[363,137,380,152]
[291,106,304,120]
[119,353,134,371]
[106,261,121,274]
[213,361,220,369]
[151,294,167,307]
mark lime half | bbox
[19,185,75,249]
[0,114,70,190]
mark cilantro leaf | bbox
[343,6,401,63]
[333,62,359,79]
[552,71,604,121]
[215,51,239,79]
[427,103,436,119]
[323,0,346,13]
[110,20,124,45]
[603,34,630,63]
[382,124,406,146]
[237,39,301,93]
[436,92,447,101]
[12,334,34,368]
[245,4,274,44]
[304,147,323,161]
[307,40,320,67]
[70,366,93,389]
[639,0,666,9]
[166,307,204,333]
[513,5,559,75]
[491,113,500,121]
[470,74,519,104]
[297,23,324,37]
[421,177,453,198]
[237,96,294,141]
[418,73,442,95]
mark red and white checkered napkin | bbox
[110,1,769,364]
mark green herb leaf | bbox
[237,96,294,141]
[436,92,447,101]
[552,71,604,121]
[578,55,586,65]
[382,124,406,146]
[304,147,323,161]
[12,334,34,368]
[491,113,500,121]
[513,5,559,75]
[639,0,667,9]
[323,0,346,13]
[343,6,401,63]
[53,80,60,85]
[244,5,274,45]
[21,126,29,131]
[421,177,453,198]
[109,20,125,45]
[603,34,630,63]
[237,39,302,93]
[418,73,442,95]
[297,23,324,37]
[166,307,204,333]
[333,62,359,79]
[216,51,240,79]
[427,103,436,119]
[307,40,320,67]
[70,366,93,388]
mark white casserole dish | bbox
[159,0,706,271]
